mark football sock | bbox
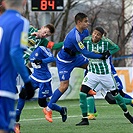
[48,89,62,110]
[16,98,25,116]
[52,103,62,112]
[114,93,127,112]
[124,94,133,107]
[79,92,87,117]
[123,98,133,107]
[94,105,97,113]
[87,96,95,114]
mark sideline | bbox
[20,115,80,122]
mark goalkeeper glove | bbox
[33,59,42,65]
[19,81,35,100]
[100,51,111,60]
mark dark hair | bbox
[45,24,55,34]
[95,27,105,35]
[75,12,88,24]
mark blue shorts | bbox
[56,54,89,81]
[114,75,123,90]
[30,78,53,98]
[0,97,16,132]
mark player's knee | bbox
[105,92,116,104]
[38,98,47,107]
[59,81,69,93]
[81,85,92,95]
[110,89,118,96]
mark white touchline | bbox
[20,115,81,122]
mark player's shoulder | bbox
[102,37,115,44]
[69,27,76,35]
[39,46,53,56]
[83,35,91,41]
[64,27,76,41]
[29,25,37,30]
[39,46,48,52]
[29,25,38,33]
[12,12,29,26]
[3,10,29,24]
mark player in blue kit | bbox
[0,0,34,132]
[105,57,133,106]
[44,13,107,123]
[15,45,67,132]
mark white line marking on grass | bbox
[23,106,42,110]
[20,115,80,122]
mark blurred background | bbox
[25,0,133,67]
[16,0,133,99]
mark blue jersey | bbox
[110,56,123,90]
[57,27,102,62]
[30,46,55,82]
[64,27,89,53]
[0,10,29,99]
[56,27,90,81]
[110,56,117,75]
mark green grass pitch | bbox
[16,99,133,133]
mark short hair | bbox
[45,24,55,34]
[95,27,105,35]
[75,12,88,24]
[4,0,23,7]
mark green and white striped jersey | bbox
[23,25,63,65]
[23,25,50,64]
[83,36,120,74]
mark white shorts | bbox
[82,72,117,92]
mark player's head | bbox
[39,24,55,38]
[92,27,105,43]
[75,12,89,30]
[3,0,27,13]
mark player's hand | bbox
[19,81,35,100]
[31,32,40,38]
[33,59,42,65]
[100,51,111,60]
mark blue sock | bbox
[124,94,133,107]
[94,105,97,113]
[48,89,62,110]
[52,104,62,112]
[16,98,25,116]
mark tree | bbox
[26,0,133,67]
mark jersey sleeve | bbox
[74,31,102,59]
[28,25,38,36]
[40,46,55,63]
[109,56,117,74]
[73,30,86,51]
[10,20,30,83]
[107,38,120,54]
[10,19,29,50]
[51,42,63,50]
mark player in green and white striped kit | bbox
[76,27,133,126]
[24,24,63,65]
